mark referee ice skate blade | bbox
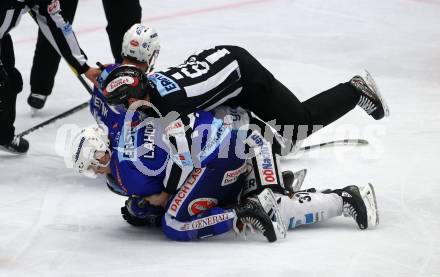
[361,183,379,228]
[30,108,39,117]
[365,70,389,118]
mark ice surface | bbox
[1,0,440,276]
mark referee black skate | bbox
[101,45,389,150]
[27,0,142,110]
[0,0,100,154]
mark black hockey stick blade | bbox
[18,101,88,137]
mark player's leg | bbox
[224,45,387,141]
[278,191,343,229]
[28,0,79,110]
[279,183,379,230]
[161,166,243,241]
[0,35,28,153]
[102,0,141,63]
[162,163,276,242]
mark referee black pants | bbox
[0,35,23,144]
[224,45,360,141]
[30,0,141,96]
[30,0,78,96]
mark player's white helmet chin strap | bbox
[121,23,161,74]
[71,125,111,178]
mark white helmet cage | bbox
[121,23,160,73]
[71,125,111,178]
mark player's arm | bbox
[29,0,99,84]
[161,117,196,195]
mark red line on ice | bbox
[15,0,273,44]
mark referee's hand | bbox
[84,67,101,87]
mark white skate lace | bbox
[357,95,377,114]
[11,136,21,147]
[343,203,358,220]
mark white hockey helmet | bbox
[121,23,160,73]
[71,125,111,178]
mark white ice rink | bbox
[1,0,440,276]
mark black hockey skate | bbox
[282,170,294,188]
[283,169,307,196]
[234,199,277,242]
[340,185,368,229]
[27,93,48,110]
[0,136,29,154]
[350,71,389,120]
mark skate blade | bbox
[361,183,379,228]
[257,189,287,239]
[30,108,40,117]
[365,70,390,118]
[291,169,307,192]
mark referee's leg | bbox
[224,45,359,140]
[0,35,27,153]
[29,0,79,108]
[102,0,142,63]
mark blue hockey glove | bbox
[121,197,165,227]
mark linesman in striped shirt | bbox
[0,0,100,154]
[103,45,389,153]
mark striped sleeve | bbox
[162,115,196,194]
[30,0,89,74]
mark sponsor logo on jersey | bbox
[105,76,137,94]
[47,0,60,14]
[188,198,218,216]
[149,73,180,96]
[130,40,139,47]
[221,163,248,186]
[245,131,277,186]
[258,143,277,185]
[180,212,231,231]
[142,122,155,159]
[259,143,276,185]
[169,168,204,217]
[199,118,230,161]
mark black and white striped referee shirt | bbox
[148,46,243,117]
[0,0,89,74]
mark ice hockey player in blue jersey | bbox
[72,96,379,242]
[69,25,379,242]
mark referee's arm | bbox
[30,1,100,84]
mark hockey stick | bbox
[18,102,89,137]
[19,11,96,137]
[281,139,369,159]
[19,71,91,137]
